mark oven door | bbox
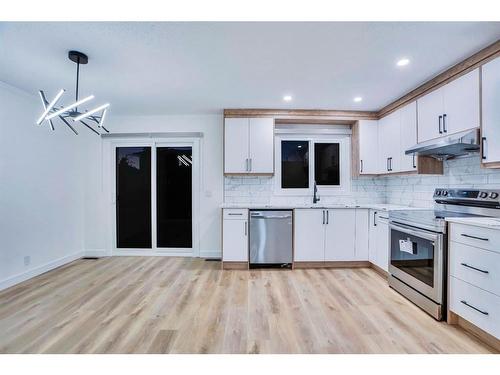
[389,221,444,304]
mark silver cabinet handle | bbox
[461,233,489,241]
[460,300,488,315]
[245,158,249,172]
[326,210,329,225]
[249,158,252,171]
[460,263,489,274]
[228,213,243,216]
[244,221,247,236]
[438,115,443,134]
[412,154,416,169]
[373,211,377,227]
[443,113,447,133]
[322,210,325,225]
[360,159,363,173]
[482,137,487,160]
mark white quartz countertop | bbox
[446,217,500,229]
[221,203,415,211]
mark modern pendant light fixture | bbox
[36,51,110,135]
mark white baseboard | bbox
[199,250,221,259]
[0,251,84,292]
[84,249,109,258]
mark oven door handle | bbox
[389,221,440,242]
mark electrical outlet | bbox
[24,256,31,266]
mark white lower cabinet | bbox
[294,208,368,262]
[368,210,390,272]
[294,209,325,261]
[354,209,369,261]
[222,209,248,262]
[448,222,500,339]
[325,209,356,261]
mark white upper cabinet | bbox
[358,120,379,174]
[442,69,480,135]
[481,57,500,164]
[417,86,444,142]
[378,110,400,173]
[248,118,274,174]
[417,68,480,143]
[224,117,274,174]
[399,101,418,172]
[224,118,249,174]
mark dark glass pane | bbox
[157,147,192,248]
[314,143,340,185]
[116,147,152,248]
[390,228,434,287]
[281,141,309,189]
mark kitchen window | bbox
[275,135,351,196]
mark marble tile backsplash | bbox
[224,156,500,207]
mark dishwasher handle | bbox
[250,214,292,219]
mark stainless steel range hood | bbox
[405,128,480,161]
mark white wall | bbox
[90,114,223,257]
[0,82,99,290]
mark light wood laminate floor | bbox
[0,257,495,354]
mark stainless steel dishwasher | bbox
[249,210,293,266]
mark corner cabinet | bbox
[354,101,441,177]
[481,57,500,167]
[417,69,480,143]
[357,120,379,175]
[224,117,274,175]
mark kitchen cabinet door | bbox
[443,69,480,136]
[378,111,401,173]
[358,120,379,174]
[376,217,390,272]
[378,116,392,173]
[368,210,378,264]
[399,101,418,172]
[294,209,325,261]
[481,58,500,164]
[224,118,249,174]
[354,209,369,261]
[248,118,274,174]
[222,218,248,261]
[417,87,444,143]
[324,209,356,261]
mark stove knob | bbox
[442,190,448,197]
[479,192,488,199]
[435,190,441,196]
[490,192,499,199]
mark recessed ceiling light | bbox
[353,97,363,103]
[397,58,410,67]
[283,95,292,102]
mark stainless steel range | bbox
[388,188,500,321]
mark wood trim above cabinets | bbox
[224,108,379,121]
[378,39,500,118]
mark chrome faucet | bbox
[313,181,320,204]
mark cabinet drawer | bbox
[450,241,500,296]
[450,223,500,253]
[449,276,500,339]
[223,209,248,220]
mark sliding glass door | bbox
[116,147,152,248]
[156,146,192,248]
[114,141,195,253]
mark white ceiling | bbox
[1,22,499,115]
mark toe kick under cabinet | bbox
[448,222,500,343]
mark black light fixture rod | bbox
[76,56,80,104]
